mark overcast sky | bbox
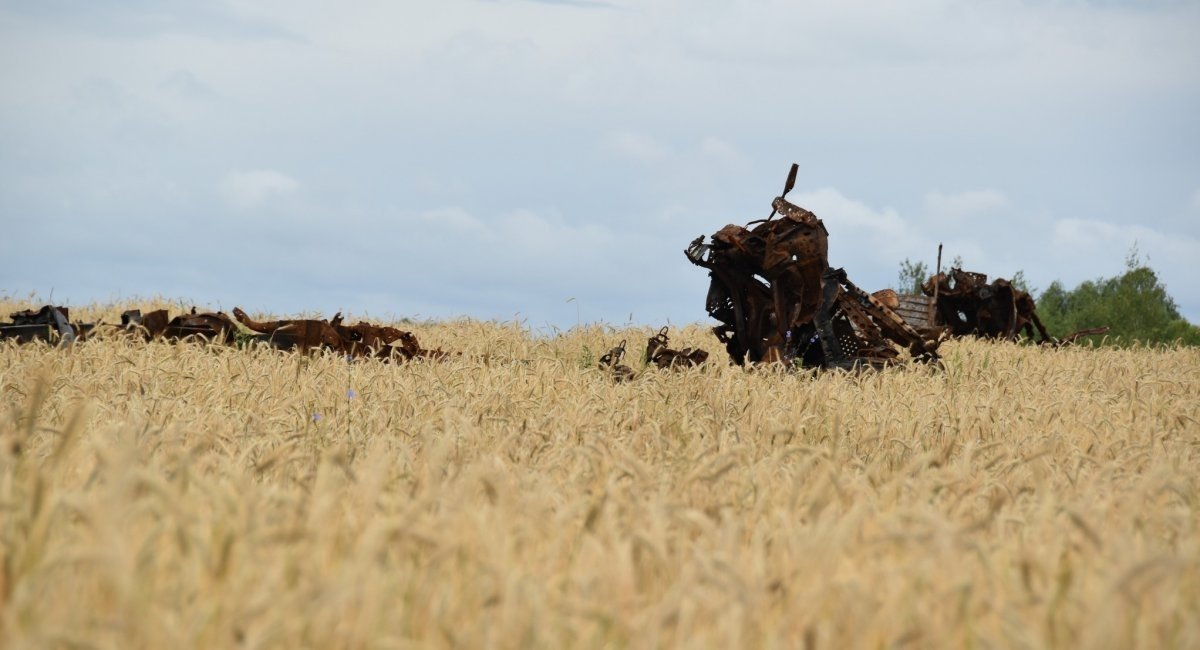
[2,0,1197,329]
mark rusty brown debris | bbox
[0,305,92,345]
[685,164,942,370]
[598,340,636,382]
[598,326,709,380]
[329,314,448,361]
[232,308,343,353]
[644,326,708,369]
[920,269,1109,345]
[231,307,444,360]
[122,308,239,344]
[5,304,442,361]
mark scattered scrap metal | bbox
[231,308,447,360]
[122,308,239,344]
[0,305,91,345]
[330,314,448,361]
[916,269,1109,345]
[644,326,708,369]
[685,164,942,370]
[232,308,346,353]
[598,326,710,381]
[598,340,637,382]
[2,304,442,361]
[231,308,445,359]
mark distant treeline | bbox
[1037,253,1199,346]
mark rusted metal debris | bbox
[919,269,1109,344]
[233,308,343,353]
[598,340,636,382]
[330,314,448,361]
[598,326,709,380]
[233,307,444,360]
[644,326,708,369]
[1055,326,1111,345]
[121,309,168,337]
[3,303,441,360]
[685,164,942,370]
[0,305,92,345]
[122,308,239,344]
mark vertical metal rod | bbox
[930,243,943,326]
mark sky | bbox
[2,0,1198,329]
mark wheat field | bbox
[1,299,1197,649]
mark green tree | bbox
[1036,251,1200,346]
[896,258,929,294]
[1010,270,1033,295]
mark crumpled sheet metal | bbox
[115,306,444,359]
[686,164,941,370]
[233,307,445,360]
[598,339,636,382]
[330,315,448,361]
[644,327,708,370]
[1,305,84,345]
[6,304,445,360]
[123,308,239,344]
[598,327,710,381]
[233,307,343,352]
[921,269,1107,344]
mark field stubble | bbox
[1,300,1198,649]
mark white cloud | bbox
[408,207,616,271]
[795,188,908,239]
[1049,218,1198,265]
[923,189,1010,218]
[159,69,216,100]
[791,188,932,288]
[654,203,691,223]
[698,136,748,171]
[413,173,467,197]
[419,207,486,234]
[418,206,618,264]
[218,170,299,210]
[602,131,669,164]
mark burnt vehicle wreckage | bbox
[231,308,446,360]
[2,305,444,361]
[685,164,943,370]
[121,308,239,345]
[0,305,94,345]
[5,166,1111,366]
[916,269,1108,345]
